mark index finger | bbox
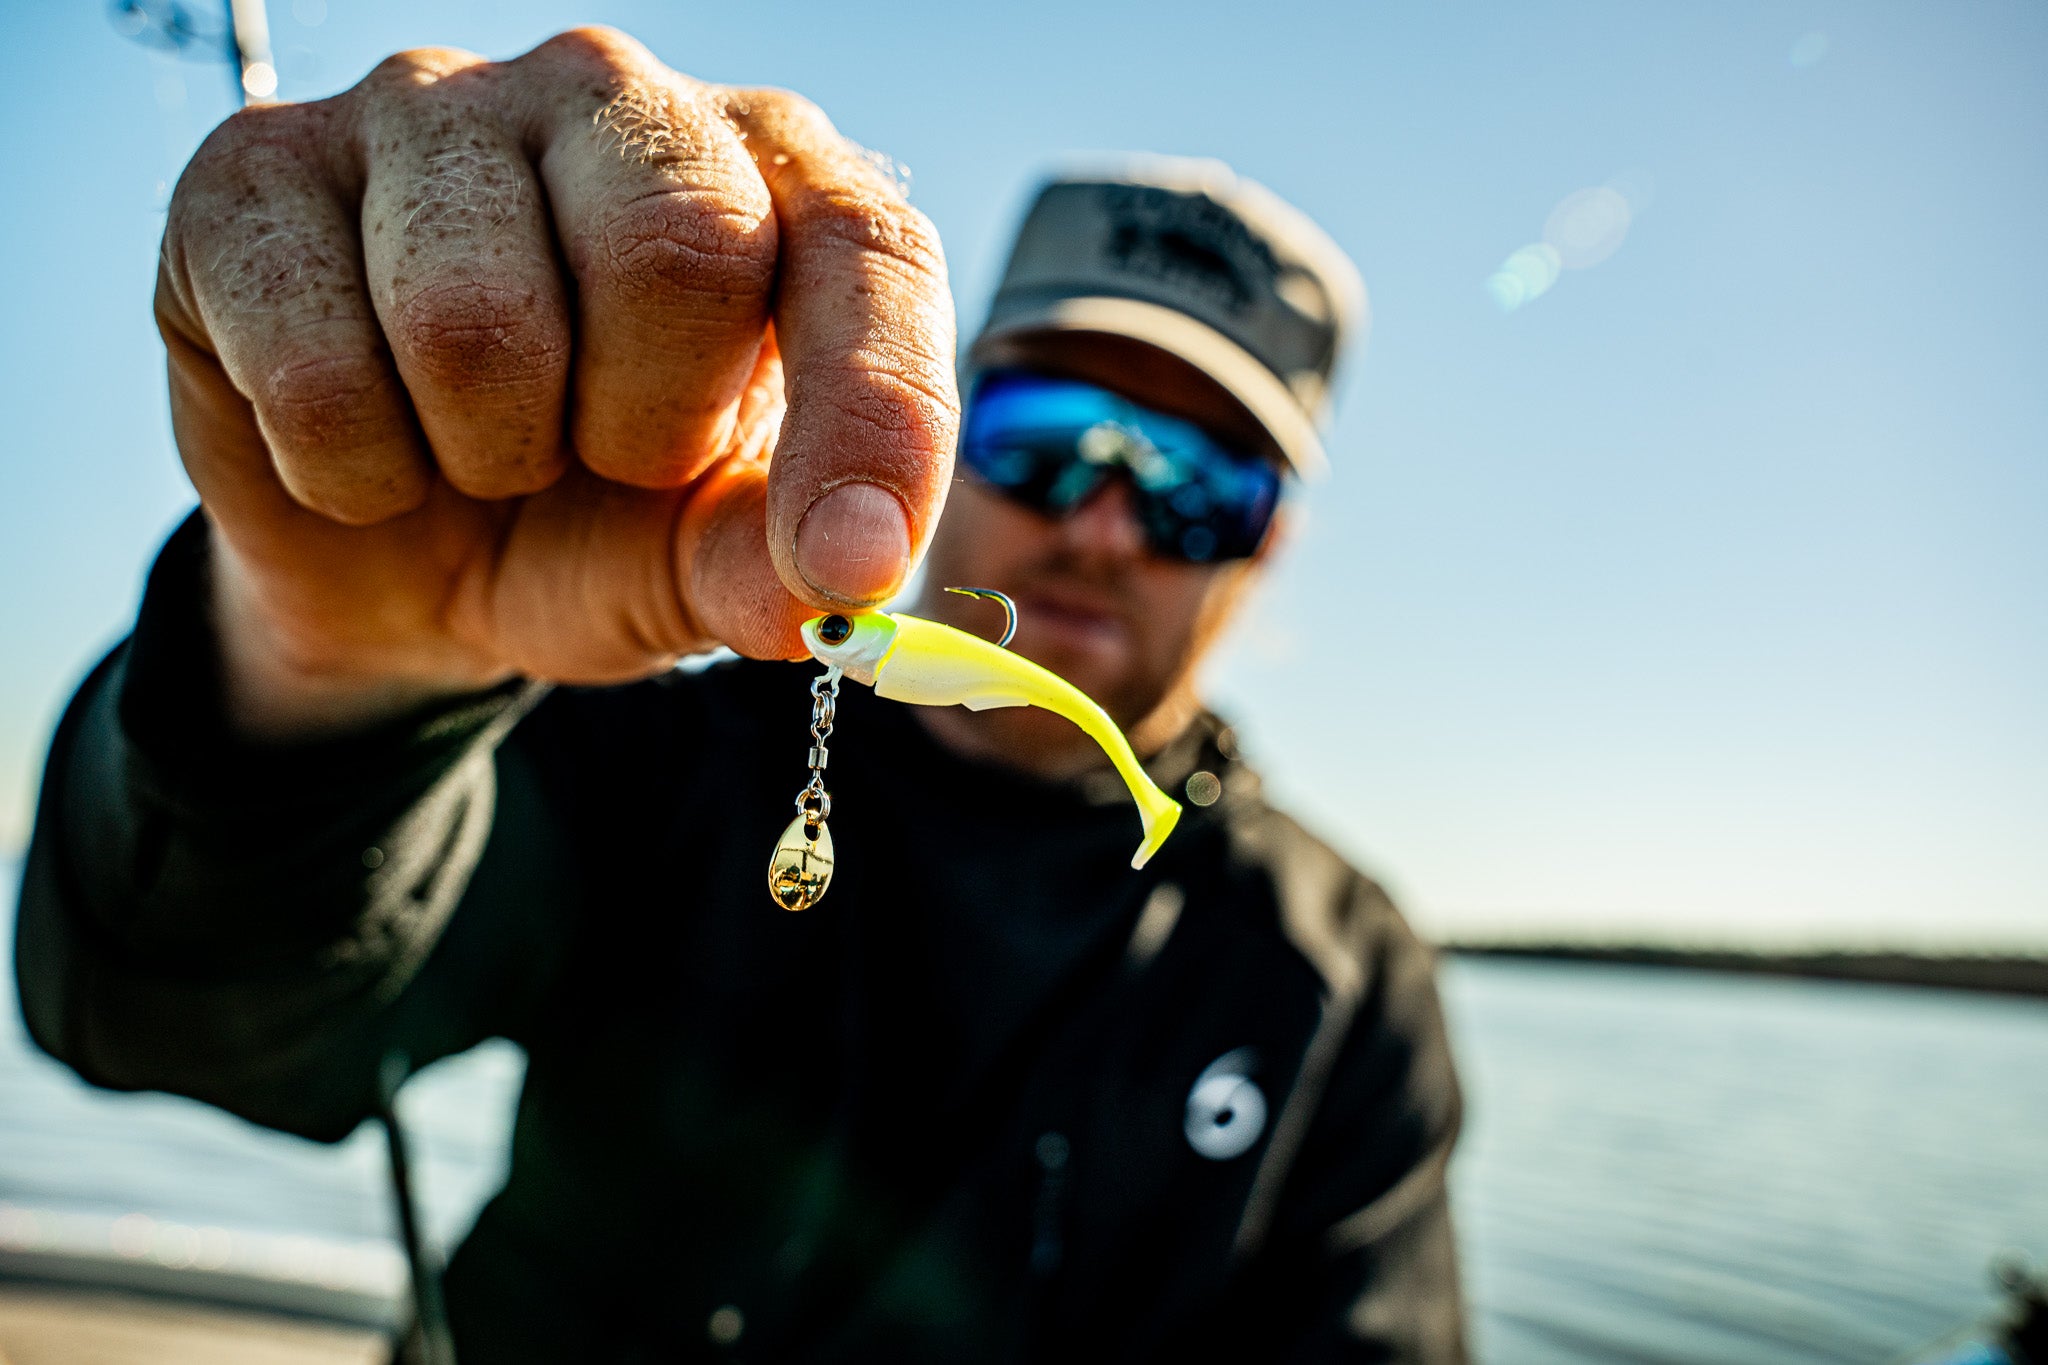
[723,89,958,608]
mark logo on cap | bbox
[1100,185,1281,321]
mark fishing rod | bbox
[109,0,276,106]
[108,15,459,1359]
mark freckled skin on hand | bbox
[154,26,957,738]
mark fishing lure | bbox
[766,588,1183,911]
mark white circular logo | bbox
[1184,1049,1266,1161]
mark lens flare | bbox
[1487,244,1562,312]
[1489,178,1643,312]
[1544,187,1632,270]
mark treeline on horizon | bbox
[1442,942,2048,998]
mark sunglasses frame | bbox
[959,369,1287,565]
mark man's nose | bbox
[1060,474,1149,561]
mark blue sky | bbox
[1,0,2042,948]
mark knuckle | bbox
[532,25,655,79]
[796,190,946,281]
[588,83,696,167]
[169,117,357,324]
[186,106,263,170]
[440,447,567,502]
[746,86,827,129]
[390,143,536,236]
[365,46,484,90]
[391,279,569,391]
[176,105,307,206]
[893,204,949,276]
[291,470,428,528]
[596,192,776,317]
[204,99,306,148]
[833,366,956,445]
[788,364,957,489]
[256,351,398,450]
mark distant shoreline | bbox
[1441,943,2048,999]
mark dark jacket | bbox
[16,515,1467,1362]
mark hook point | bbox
[944,586,1018,647]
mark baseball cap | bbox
[964,157,1366,478]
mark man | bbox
[16,28,1465,1362]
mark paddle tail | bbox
[865,614,1183,868]
[1043,687,1182,869]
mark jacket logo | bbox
[1184,1048,1266,1160]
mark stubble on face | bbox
[906,334,1286,779]
[910,480,1263,779]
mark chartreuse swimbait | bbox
[764,591,1182,912]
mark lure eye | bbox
[818,615,853,646]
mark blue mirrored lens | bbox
[960,370,1282,562]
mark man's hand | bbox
[155,28,957,735]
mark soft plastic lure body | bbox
[800,610,1183,869]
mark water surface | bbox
[4,870,2044,1361]
[1444,959,2048,1362]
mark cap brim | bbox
[965,295,1328,480]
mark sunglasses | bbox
[959,369,1284,564]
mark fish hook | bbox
[943,586,1018,648]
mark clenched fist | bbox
[155,27,957,735]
